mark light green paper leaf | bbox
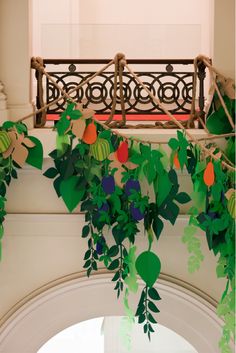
[124,246,138,293]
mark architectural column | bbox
[0,0,34,128]
[214,0,235,79]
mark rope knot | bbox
[31,57,44,73]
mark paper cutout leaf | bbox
[135,251,161,287]
[60,176,85,212]
[82,122,97,144]
[203,161,215,187]
[227,193,236,219]
[124,246,138,293]
[25,136,43,169]
[71,119,86,139]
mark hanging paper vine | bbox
[43,100,235,352]
[0,121,43,257]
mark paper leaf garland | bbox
[203,161,215,187]
[82,122,97,144]
[108,152,138,187]
[135,251,161,287]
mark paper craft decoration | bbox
[0,131,11,153]
[173,152,180,169]
[116,141,129,163]
[102,175,115,194]
[135,251,161,287]
[82,122,97,144]
[90,138,110,161]
[130,202,144,221]
[125,179,141,196]
[3,129,35,167]
[203,161,215,187]
[108,152,138,187]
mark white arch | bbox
[0,272,224,353]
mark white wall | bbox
[32,0,213,59]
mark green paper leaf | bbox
[148,287,161,300]
[156,172,172,206]
[135,251,161,287]
[152,217,164,240]
[43,167,58,179]
[60,176,85,212]
[108,259,119,270]
[148,301,160,313]
[175,192,191,204]
[168,138,179,150]
[56,116,71,136]
[25,136,43,169]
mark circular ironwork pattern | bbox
[46,71,194,115]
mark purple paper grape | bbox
[125,179,140,196]
[96,236,106,255]
[98,202,109,213]
[102,175,115,194]
[130,202,144,221]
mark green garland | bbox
[0,101,234,352]
[43,102,235,352]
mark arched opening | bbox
[37,317,198,353]
[0,273,223,353]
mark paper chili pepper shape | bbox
[116,141,129,163]
[82,122,97,144]
[135,251,161,287]
[3,129,36,167]
[173,152,180,169]
[0,131,12,153]
[203,161,215,187]
[90,138,110,161]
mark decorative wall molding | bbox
[0,272,224,353]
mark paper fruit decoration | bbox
[130,202,144,221]
[102,175,115,194]
[125,179,141,196]
[173,152,180,169]
[135,251,161,287]
[82,122,97,144]
[90,138,110,161]
[0,131,11,153]
[116,141,129,163]
[96,236,106,255]
[203,161,215,187]
[225,189,236,219]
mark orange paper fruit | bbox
[82,122,97,144]
[203,161,215,187]
[116,141,129,163]
[173,152,180,169]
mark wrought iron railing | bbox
[32,58,206,127]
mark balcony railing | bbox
[32,58,207,127]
